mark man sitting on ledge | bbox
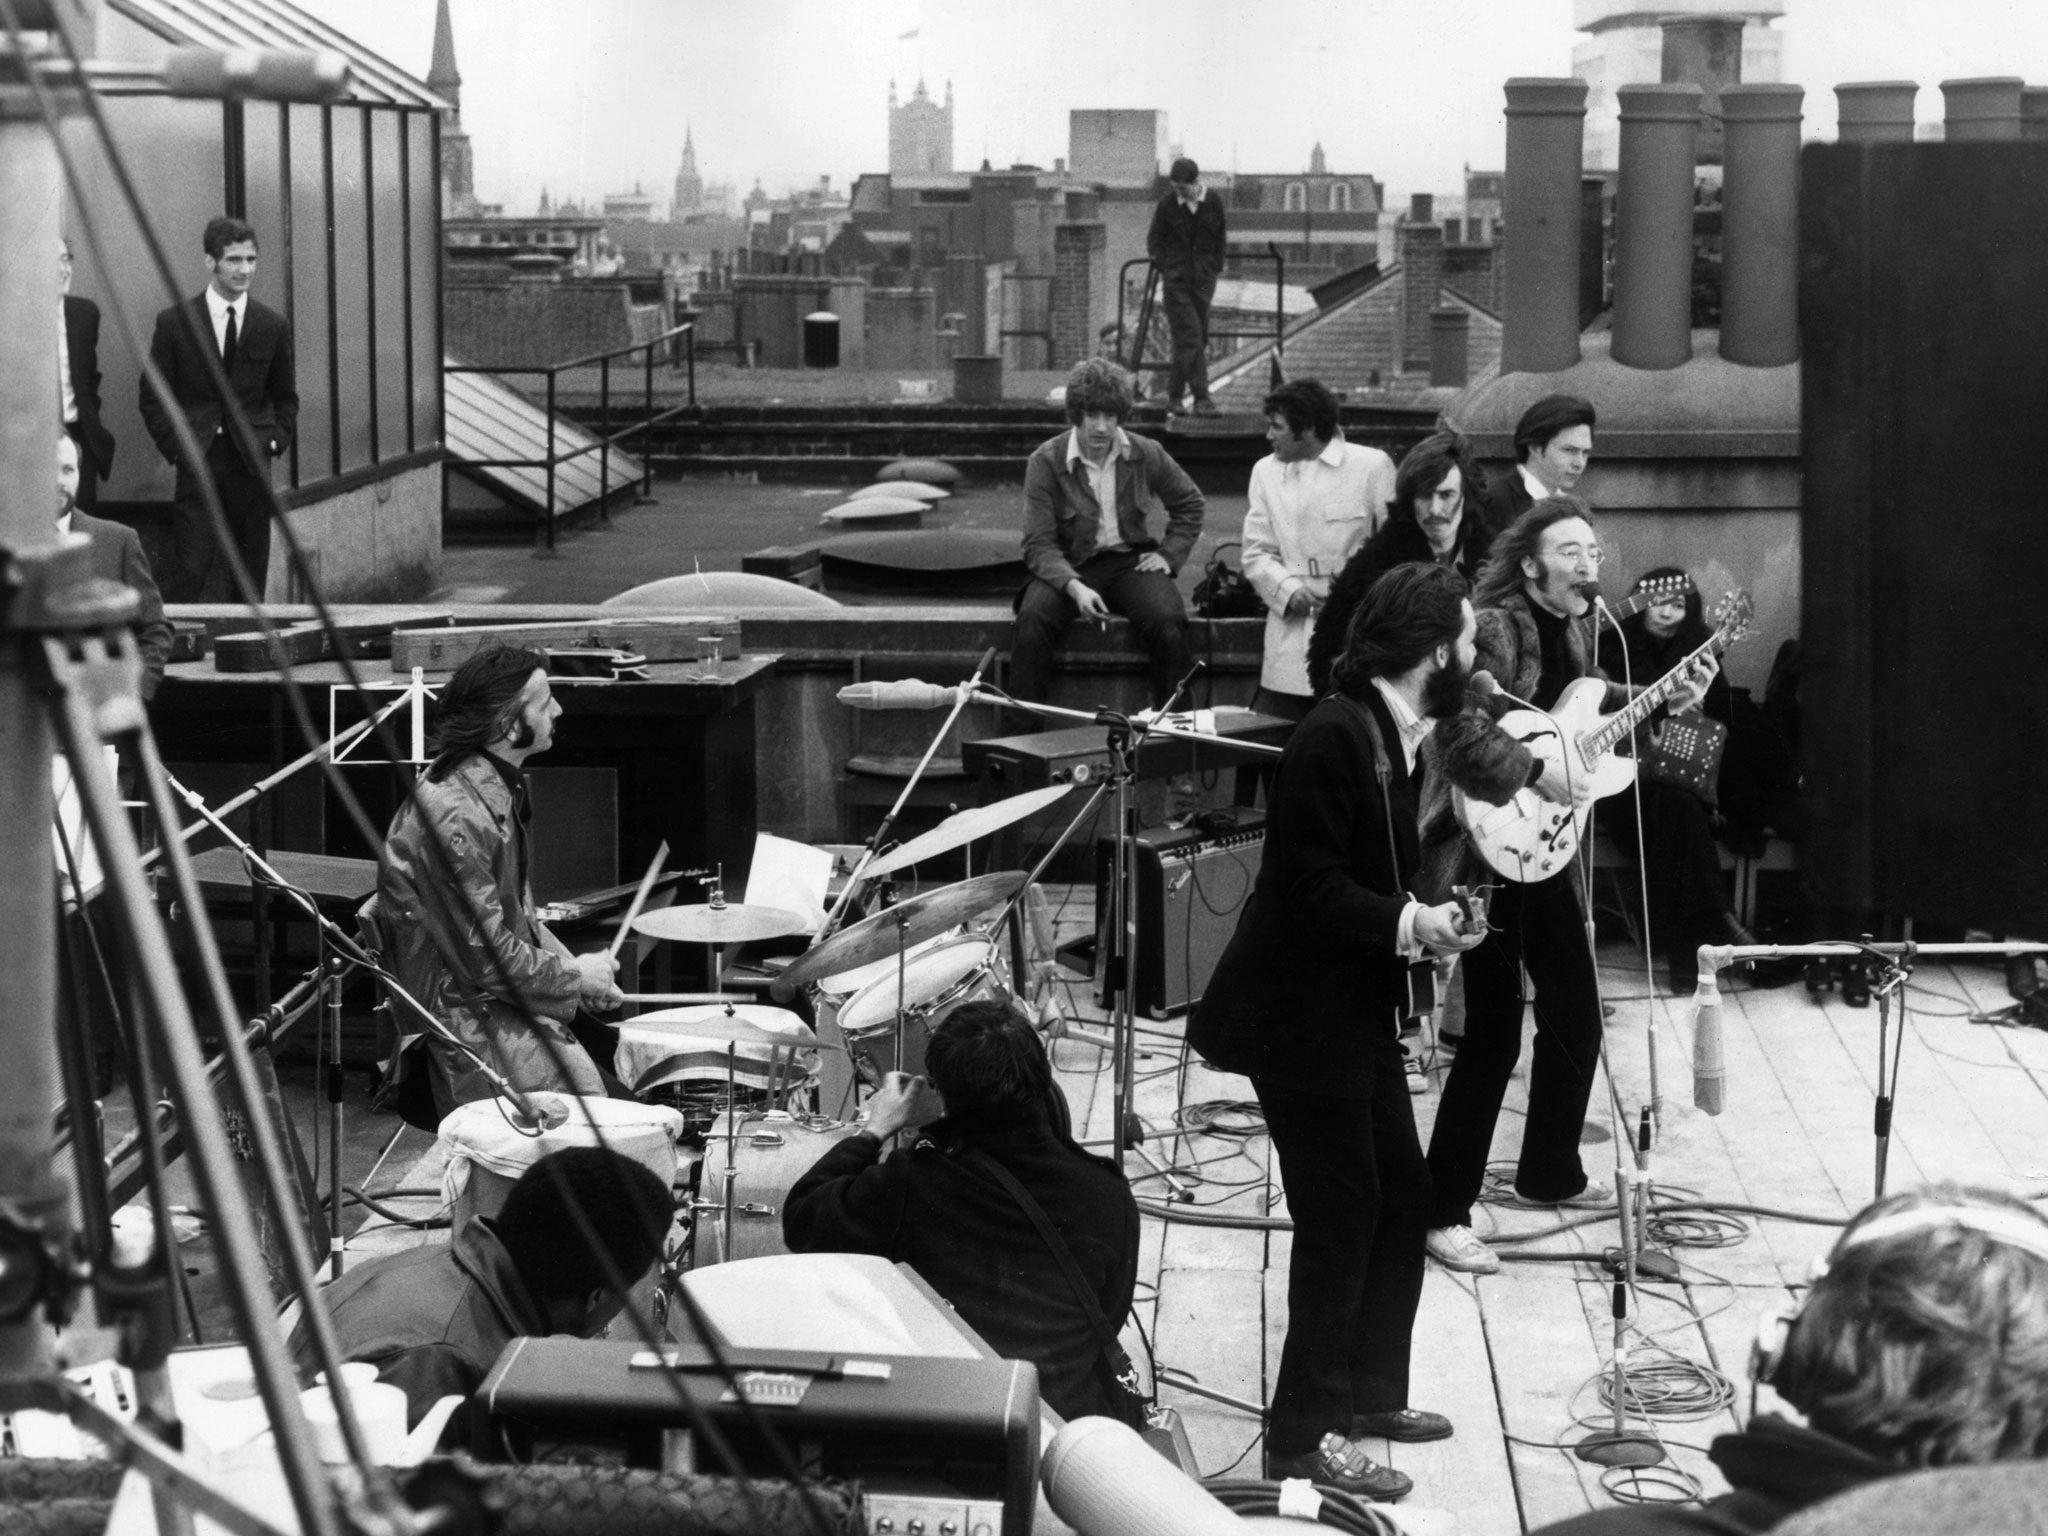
[1011,357,1205,719]
[783,999,1141,1423]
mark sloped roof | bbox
[1207,267,1504,411]
[110,0,449,110]
[444,361,642,518]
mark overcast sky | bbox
[298,0,2048,216]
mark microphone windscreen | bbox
[1574,579,1604,604]
[1692,978,1725,1116]
[1042,1417,1248,1536]
[1469,669,1501,698]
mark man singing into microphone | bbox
[1419,499,1713,1277]
[1191,562,1489,1501]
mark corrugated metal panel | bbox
[444,363,642,518]
[109,0,451,110]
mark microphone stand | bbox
[971,669,1231,1202]
[816,646,1000,945]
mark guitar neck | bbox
[1599,586,1686,626]
[1583,631,1728,762]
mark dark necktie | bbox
[222,306,239,374]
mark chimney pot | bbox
[1835,82,1919,145]
[1659,13,1747,164]
[1500,77,1590,375]
[1611,83,1702,371]
[1719,83,1803,368]
[1410,192,1434,223]
[1941,76,2025,141]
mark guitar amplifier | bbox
[1096,812,1264,1017]
[479,1336,1039,1536]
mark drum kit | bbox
[617,796,1055,1268]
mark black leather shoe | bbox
[1265,1433,1413,1502]
[1351,1407,1453,1443]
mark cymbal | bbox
[861,784,1074,879]
[623,1004,818,1051]
[779,870,1027,989]
[633,902,810,945]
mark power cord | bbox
[1204,1479,1409,1535]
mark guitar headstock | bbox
[1636,572,1694,605]
[1711,590,1754,647]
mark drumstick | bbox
[617,992,742,1005]
[606,839,671,964]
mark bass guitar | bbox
[1453,591,1753,882]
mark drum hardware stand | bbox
[972,671,1266,1204]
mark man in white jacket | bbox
[1241,379,1396,719]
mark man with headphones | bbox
[1535,1183,2048,1533]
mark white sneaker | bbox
[1425,1224,1501,1275]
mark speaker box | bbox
[1096,814,1263,1017]
[1799,141,2048,934]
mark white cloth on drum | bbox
[436,1092,685,1215]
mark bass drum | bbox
[693,1111,862,1268]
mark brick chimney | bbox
[1400,219,1444,372]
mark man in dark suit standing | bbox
[1190,563,1492,1502]
[59,239,117,514]
[58,434,174,701]
[1488,394,1596,527]
[140,215,298,603]
[1145,156,1227,416]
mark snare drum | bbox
[694,1110,862,1267]
[836,937,1007,1072]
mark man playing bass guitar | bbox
[1417,498,1715,1276]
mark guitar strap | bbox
[1337,694,1435,1020]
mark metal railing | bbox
[1116,244,1289,399]
[444,321,697,551]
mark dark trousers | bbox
[1161,277,1215,405]
[1010,550,1192,710]
[1234,686,1313,805]
[1256,1047,1430,1456]
[1426,868,1602,1227]
[1602,785,1731,984]
[166,436,272,603]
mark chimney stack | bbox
[1611,84,1701,371]
[1834,82,1918,145]
[1410,192,1434,223]
[1718,84,1803,368]
[1941,77,2025,141]
[1430,307,1470,388]
[1659,13,1747,165]
[1500,78,1588,375]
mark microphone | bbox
[1691,971,1725,1116]
[1470,670,1541,711]
[1574,578,1603,605]
[835,678,964,711]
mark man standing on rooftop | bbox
[1146,156,1227,417]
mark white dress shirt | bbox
[205,286,248,360]
[1368,676,1435,959]
[57,304,76,425]
[1064,426,1132,563]
[1241,433,1396,695]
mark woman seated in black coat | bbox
[1596,567,1753,993]
[1307,430,1496,698]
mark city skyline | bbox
[302,0,2048,216]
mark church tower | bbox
[427,0,478,216]
[672,126,704,218]
[888,77,954,175]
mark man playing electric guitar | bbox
[1417,498,1716,1276]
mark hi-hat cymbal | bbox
[624,1004,818,1051]
[633,903,810,945]
[861,784,1074,879]
[779,870,1026,989]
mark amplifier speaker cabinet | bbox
[1095,813,1263,1018]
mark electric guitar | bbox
[1453,591,1753,882]
[1597,571,1694,626]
